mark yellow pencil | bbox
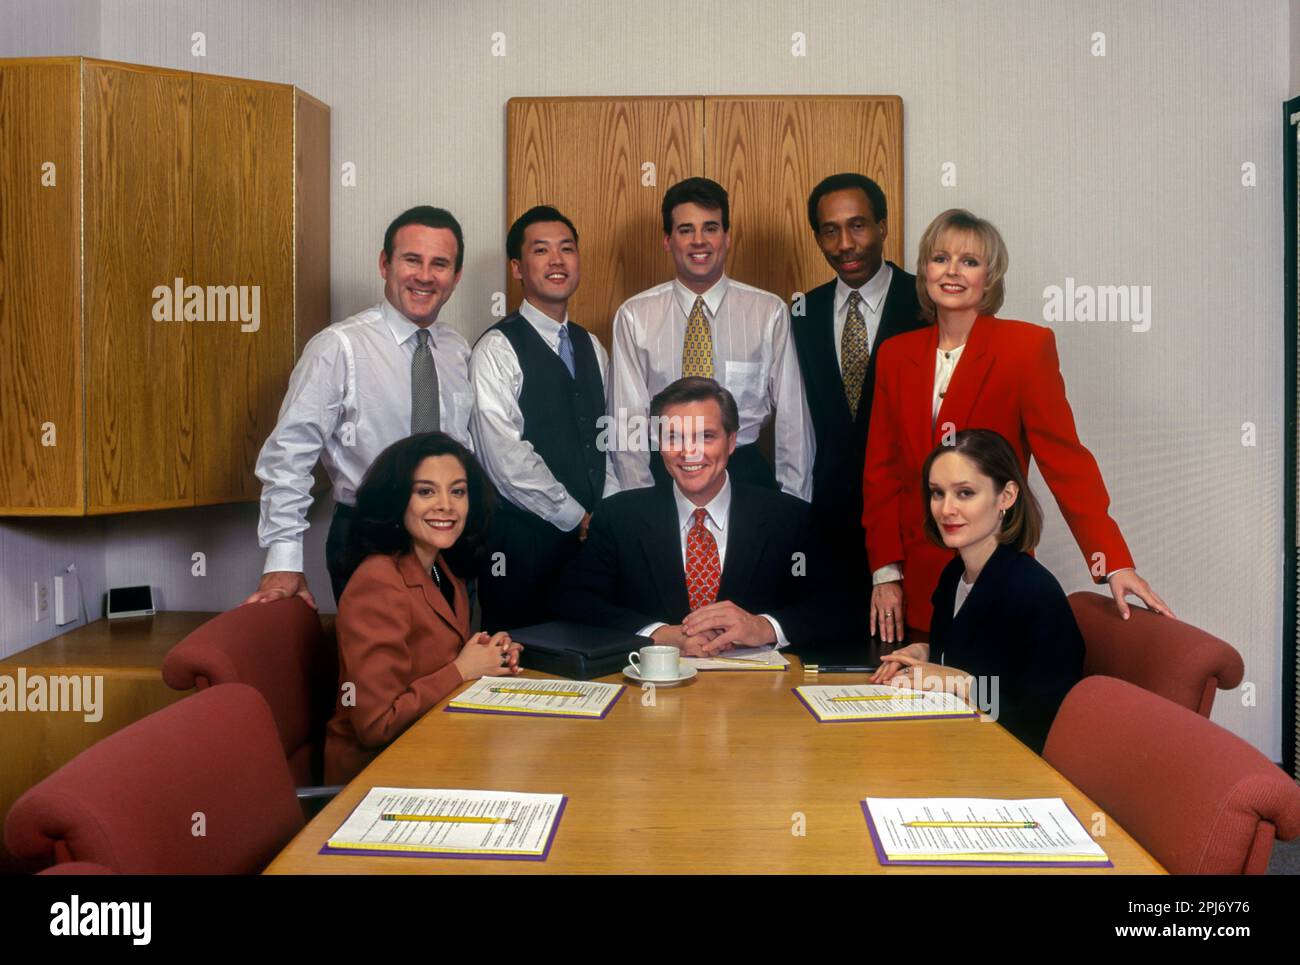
[488,687,585,698]
[903,821,1039,829]
[380,813,515,824]
[828,692,924,702]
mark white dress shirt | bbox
[608,275,815,501]
[470,299,619,531]
[255,298,473,573]
[953,571,975,616]
[637,474,790,649]
[832,262,893,370]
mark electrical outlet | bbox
[33,581,49,623]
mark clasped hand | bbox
[653,602,777,656]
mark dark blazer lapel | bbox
[638,485,690,618]
[809,285,850,418]
[717,483,762,601]
[398,552,465,637]
[857,262,913,424]
[933,316,995,442]
[950,543,1016,633]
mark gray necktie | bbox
[411,328,441,434]
[557,323,576,378]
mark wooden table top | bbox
[0,612,218,677]
[265,657,1165,874]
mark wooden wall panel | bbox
[704,96,904,303]
[507,97,704,346]
[294,89,331,353]
[0,60,83,513]
[192,75,294,505]
[83,61,193,513]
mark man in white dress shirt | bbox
[606,177,814,500]
[244,206,475,608]
[470,205,616,630]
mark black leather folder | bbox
[510,622,651,681]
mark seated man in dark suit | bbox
[552,377,864,655]
[791,173,927,584]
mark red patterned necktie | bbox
[685,507,721,611]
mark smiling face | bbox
[923,230,989,318]
[379,224,463,326]
[658,398,736,506]
[403,454,469,563]
[928,451,1017,553]
[664,201,730,293]
[511,221,579,319]
[814,188,887,288]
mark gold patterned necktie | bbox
[681,295,714,378]
[841,290,869,411]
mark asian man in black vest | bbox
[791,173,927,582]
[470,206,617,631]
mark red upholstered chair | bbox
[1044,676,1300,874]
[1068,591,1244,716]
[162,597,337,788]
[5,684,304,875]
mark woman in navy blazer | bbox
[873,428,1084,753]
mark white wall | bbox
[0,0,1289,758]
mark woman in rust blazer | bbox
[862,209,1172,637]
[325,432,522,785]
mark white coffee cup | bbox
[629,645,680,680]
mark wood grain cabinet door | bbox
[83,61,194,513]
[192,75,294,505]
[507,97,705,346]
[0,60,83,514]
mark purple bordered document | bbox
[445,677,624,719]
[792,684,981,723]
[862,797,1113,868]
[322,787,567,861]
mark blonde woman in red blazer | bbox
[325,433,522,785]
[862,209,1172,638]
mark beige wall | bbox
[0,0,1289,758]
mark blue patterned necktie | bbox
[557,323,576,378]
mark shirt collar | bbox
[381,297,442,346]
[834,261,893,316]
[519,298,570,348]
[672,275,730,321]
[673,472,732,534]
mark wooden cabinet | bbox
[0,58,330,515]
[506,95,903,346]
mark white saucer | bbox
[622,664,698,686]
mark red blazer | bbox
[862,316,1134,631]
[324,551,470,784]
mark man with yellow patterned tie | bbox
[790,173,926,578]
[607,177,814,499]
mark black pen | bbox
[803,664,878,674]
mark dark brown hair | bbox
[341,432,495,579]
[649,377,740,436]
[921,428,1042,552]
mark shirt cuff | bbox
[760,615,791,650]
[553,498,586,533]
[871,564,902,586]
[264,541,304,574]
[637,622,668,638]
[1103,567,1134,581]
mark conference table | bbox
[265,656,1165,874]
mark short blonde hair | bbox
[915,209,1008,321]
